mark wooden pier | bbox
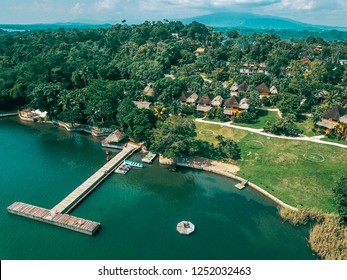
[7,143,139,235]
[235,180,248,190]
[51,144,138,214]
[7,202,100,235]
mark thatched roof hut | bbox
[211,95,224,107]
[197,94,211,105]
[256,82,270,94]
[322,106,347,121]
[238,81,249,91]
[186,93,198,104]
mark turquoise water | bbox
[0,118,315,260]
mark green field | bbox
[196,122,347,213]
[231,110,279,129]
[295,115,317,137]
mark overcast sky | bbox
[1,0,346,27]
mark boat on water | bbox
[124,160,144,168]
[114,162,131,174]
[141,152,157,163]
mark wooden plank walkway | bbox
[7,143,140,235]
[7,202,100,235]
[235,180,248,190]
[51,144,139,214]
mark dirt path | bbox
[196,119,347,149]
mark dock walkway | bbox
[7,143,139,235]
[7,202,100,235]
[52,144,138,214]
[235,180,248,190]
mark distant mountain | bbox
[180,12,347,31]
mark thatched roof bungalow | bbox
[256,82,270,95]
[211,95,224,107]
[186,93,198,104]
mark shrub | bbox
[333,174,347,220]
[234,111,257,124]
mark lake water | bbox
[0,118,315,260]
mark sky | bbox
[0,0,346,27]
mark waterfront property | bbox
[196,121,347,212]
[0,119,316,259]
[102,130,127,149]
[7,143,140,235]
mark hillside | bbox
[181,12,347,31]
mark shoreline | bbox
[159,155,298,212]
[18,114,111,137]
[16,114,297,211]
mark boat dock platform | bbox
[142,152,157,163]
[7,143,140,235]
[235,180,248,190]
[7,202,100,235]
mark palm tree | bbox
[323,91,340,106]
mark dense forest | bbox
[0,21,346,147]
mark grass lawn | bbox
[196,122,347,213]
[231,109,279,129]
[295,115,317,137]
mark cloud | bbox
[279,0,315,10]
[0,0,346,26]
[71,2,84,14]
[94,0,119,11]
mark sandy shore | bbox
[159,155,297,211]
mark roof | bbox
[230,91,238,97]
[270,86,278,94]
[223,96,239,108]
[340,115,347,124]
[316,120,337,129]
[197,105,212,112]
[186,93,198,103]
[211,95,224,107]
[223,109,234,115]
[179,92,187,102]
[256,82,270,94]
[223,81,229,88]
[239,98,249,110]
[133,101,151,109]
[322,106,347,121]
[240,68,254,74]
[238,81,249,91]
[197,94,211,105]
[230,82,238,91]
[103,130,126,143]
[144,83,154,96]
